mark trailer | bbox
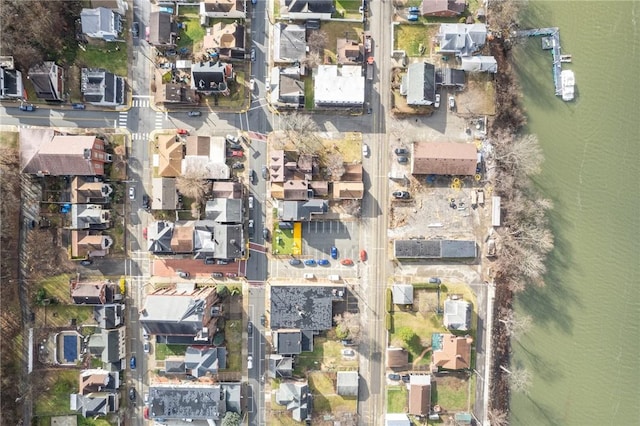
[366,57,374,80]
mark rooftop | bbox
[270,286,345,331]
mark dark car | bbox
[142,195,150,210]
[227,142,242,150]
[71,103,86,110]
[211,272,224,278]
[250,169,257,184]
[263,228,269,240]
[331,246,338,259]
[226,272,238,278]
[429,277,442,284]
[261,165,268,180]
[392,191,410,199]
[397,156,409,164]
[204,258,215,265]
[19,104,36,112]
[388,373,401,381]
[407,13,419,21]
[247,322,253,336]
[304,259,316,266]
[394,148,408,155]
[231,162,245,170]
[80,259,93,266]
[260,315,266,326]
[289,259,302,266]
[250,47,256,61]
[318,259,330,266]
[401,374,410,383]
[132,22,140,38]
[188,111,202,117]
[129,387,136,401]
[130,356,136,370]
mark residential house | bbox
[277,199,328,221]
[387,347,409,370]
[139,285,220,344]
[156,133,184,177]
[70,369,120,418]
[80,7,123,41]
[401,62,436,106]
[273,24,307,63]
[460,56,498,73]
[411,141,477,175]
[283,0,333,20]
[193,220,244,260]
[443,298,472,331]
[184,345,227,377]
[392,284,414,305]
[163,357,187,374]
[337,38,364,65]
[205,198,243,223]
[20,130,112,176]
[151,177,177,210]
[199,0,246,23]
[386,413,412,426]
[28,62,64,102]
[437,23,487,57]
[71,230,113,258]
[435,67,466,89]
[154,82,199,105]
[314,65,365,108]
[71,279,118,305]
[183,135,230,180]
[147,220,174,254]
[211,181,243,199]
[420,0,465,17]
[91,0,127,15]
[274,381,311,422]
[149,11,177,47]
[408,375,431,416]
[94,304,125,329]
[268,354,294,379]
[71,177,113,204]
[191,61,233,95]
[336,371,359,397]
[147,384,229,421]
[81,68,126,106]
[431,333,472,370]
[270,286,345,331]
[171,223,195,253]
[273,329,315,355]
[272,69,305,109]
[393,239,477,260]
[332,163,364,199]
[71,204,110,230]
[202,22,245,59]
[0,56,24,99]
[87,326,126,371]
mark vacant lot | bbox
[294,336,358,374]
[309,371,357,417]
[394,24,439,57]
[224,319,242,371]
[433,373,474,412]
[77,41,128,76]
[387,385,408,413]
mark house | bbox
[411,141,477,176]
[199,0,246,23]
[268,354,294,379]
[154,82,199,105]
[314,65,365,108]
[274,381,311,422]
[184,345,227,377]
[392,284,414,305]
[443,298,472,331]
[437,23,487,57]
[70,369,120,417]
[277,199,328,221]
[274,71,305,108]
[211,181,243,199]
[171,223,195,253]
[460,56,498,73]
[408,375,431,416]
[151,177,177,210]
[386,413,412,426]
[148,11,177,47]
[80,7,123,41]
[202,22,245,58]
[156,133,184,177]
[164,356,187,374]
[139,285,220,344]
[273,329,314,355]
[205,198,243,223]
[270,286,345,331]
[420,0,466,17]
[20,130,112,176]
[387,347,409,370]
[94,304,125,329]
[273,24,307,63]
[147,220,174,254]
[147,384,228,421]
[71,231,114,258]
[435,67,466,89]
[28,62,64,101]
[401,62,436,106]
[337,38,364,65]
[393,239,477,260]
[191,61,233,95]
[431,333,472,370]
[71,279,117,305]
[81,68,125,106]
[91,0,127,15]
[336,371,359,397]
[87,326,126,371]
[283,0,333,20]
[71,177,113,204]
[70,204,110,230]
[0,56,24,99]
[183,135,230,180]
[192,220,244,260]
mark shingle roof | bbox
[270,286,344,331]
[336,371,359,396]
[443,299,471,331]
[275,23,307,62]
[405,62,436,105]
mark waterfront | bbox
[509,1,640,425]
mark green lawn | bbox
[394,24,432,57]
[215,72,246,109]
[272,224,295,256]
[433,375,473,411]
[41,305,95,328]
[334,0,362,19]
[225,319,242,371]
[76,42,128,76]
[308,371,357,415]
[155,343,188,361]
[39,274,74,304]
[319,21,363,57]
[34,369,79,416]
[176,13,206,53]
[294,337,358,374]
[303,75,314,110]
[390,310,447,366]
[387,386,408,413]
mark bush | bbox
[386,288,393,312]
[385,313,392,331]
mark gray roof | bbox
[88,327,125,369]
[268,355,294,379]
[0,66,23,98]
[279,199,327,221]
[275,382,310,422]
[436,67,466,88]
[405,62,436,106]
[28,62,62,101]
[94,304,124,329]
[184,346,226,377]
[275,23,307,62]
[205,198,243,223]
[147,220,174,253]
[278,73,305,106]
[438,23,487,57]
[164,357,186,373]
[140,292,211,337]
[221,382,242,414]
[191,61,229,93]
[275,330,303,355]
[151,177,177,210]
[393,239,476,259]
[71,393,117,417]
[392,285,414,305]
[270,286,344,331]
[71,204,109,230]
[81,68,125,106]
[444,299,471,331]
[148,384,227,420]
[386,413,411,426]
[149,11,176,45]
[460,56,498,73]
[193,221,244,260]
[286,0,333,13]
[81,8,116,36]
[336,371,359,396]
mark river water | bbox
[509,1,640,425]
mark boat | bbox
[560,54,572,63]
[561,69,575,101]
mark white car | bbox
[143,342,150,353]
[434,94,441,108]
[248,196,254,209]
[362,144,370,158]
[226,134,240,144]
[249,78,255,91]
[449,95,455,110]
[129,187,135,200]
[247,355,253,369]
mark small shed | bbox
[392,284,414,305]
[491,196,501,227]
[336,371,359,396]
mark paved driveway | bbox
[301,220,360,261]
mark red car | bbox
[341,258,354,266]
[143,227,148,239]
[229,150,244,157]
[359,250,367,262]
[177,129,189,135]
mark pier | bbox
[514,27,571,98]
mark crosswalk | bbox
[132,99,150,108]
[117,112,128,129]
[155,112,164,129]
[131,133,150,141]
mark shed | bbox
[336,371,359,396]
[392,284,414,305]
[492,196,501,227]
[387,347,409,369]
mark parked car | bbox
[216,259,229,265]
[318,259,330,266]
[340,258,354,266]
[80,259,93,266]
[449,95,455,110]
[129,187,135,200]
[177,129,189,135]
[408,6,420,13]
[226,272,238,278]
[263,228,269,240]
[250,48,256,61]
[407,13,419,21]
[164,49,177,56]
[289,258,302,266]
[247,355,253,369]
[230,150,243,157]
[247,322,253,336]
[394,148,408,155]
[226,134,240,144]
[435,93,441,108]
[143,227,148,239]
[248,196,254,209]
[142,195,150,210]
[359,250,367,262]
[388,373,401,381]
[392,191,410,199]
[249,78,255,91]
[260,315,265,326]
[211,272,224,278]
[132,22,139,38]
[331,246,338,259]
[130,356,136,369]
[362,144,370,158]
[429,277,442,284]
[397,156,409,164]
[401,375,410,383]
[304,259,316,266]
[261,165,268,179]
[145,26,150,42]
[178,271,190,279]
[204,257,215,265]
[227,142,243,150]
[250,169,257,184]
[143,342,150,353]
[71,103,86,110]
[188,111,202,117]
[143,330,149,341]
[231,162,245,170]
[129,387,136,401]
[19,104,36,112]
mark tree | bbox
[307,30,328,53]
[499,308,532,340]
[303,50,323,69]
[488,0,528,34]
[282,112,323,154]
[501,365,532,394]
[334,312,361,342]
[488,409,509,426]
[493,132,544,178]
[342,199,362,218]
[176,164,210,202]
[325,153,345,179]
[221,411,241,426]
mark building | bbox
[147,384,228,421]
[70,369,120,417]
[273,329,315,355]
[28,62,65,101]
[71,231,113,258]
[0,56,24,99]
[191,61,233,95]
[402,62,436,106]
[283,0,333,20]
[443,298,472,331]
[270,286,345,331]
[436,67,466,89]
[411,142,477,176]
[277,199,328,221]
[460,56,498,73]
[392,284,414,305]
[151,177,177,210]
[336,371,359,396]
[268,354,294,379]
[147,220,174,253]
[274,381,311,422]
[94,304,125,329]
[337,38,364,65]
[20,129,112,176]
[184,346,227,377]
[70,204,110,230]
[199,0,246,23]
[386,413,412,426]
[205,198,243,223]
[273,70,305,108]
[211,181,243,199]
[193,220,244,260]
[420,0,466,17]
[387,347,409,370]
[148,11,177,47]
[80,7,123,41]
[183,135,230,180]
[393,239,477,260]
[203,22,245,58]
[90,0,127,15]
[314,65,365,108]
[437,23,487,57]
[154,82,199,105]
[431,333,472,370]
[274,24,307,63]
[71,177,113,204]
[408,375,431,416]
[156,133,184,177]
[81,68,125,106]
[71,279,118,305]
[87,326,126,371]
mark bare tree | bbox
[488,0,528,34]
[499,308,532,340]
[325,153,345,180]
[342,199,362,218]
[176,164,210,202]
[282,112,323,154]
[492,132,544,178]
[488,409,509,426]
[307,30,328,53]
[334,312,361,342]
[303,50,323,69]
[501,365,532,394]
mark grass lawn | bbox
[34,369,79,416]
[39,274,73,304]
[294,336,358,374]
[320,132,362,164]
[155,343,187,361]
[76,41,128,76]
[390,310,447,366]
[303,75,314,110]
[225,319,242,371]
[214,72,246,109]
[320,21,363,57]
[0,131,18,148]
[334,0,362,19]
[433,374,473,411]
[394,24,433,57]
[40,304,95,328]
[272,224,295,255]
[308,371,357,415]
[176,15,206,53]
[387,386,408,413]
[269,394,301,426]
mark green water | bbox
[509,1,640,425]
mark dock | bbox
[514,27,572,98]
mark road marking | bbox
[118,112,128,128]
[132,99,150,108]
[154,112,163,129]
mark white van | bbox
[328,275,341,282]
[304,273,315,279]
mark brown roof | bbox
[269,150,286,182]
[431,334,472,370]
[185,135,211,156]
[421,0,466,16]
[308,181,329,197]
[71,280,107,304]
[171,224,194,253]
[211,181,243,199]
[203,0,238,13]
[71,231,112,258]
[409,381,431,415]
[297,154,314,173]
[155,81,199,104]
[203,22,242,51]
[79,371,110,394]
[386,347,409,369]
[337,38,363,64]
[71,177,110,203]
[411,141,477,175]
[332,182,364,199]
[342,163,363,181]
[158,134,184,177]
[283,180,309,200]
[21,132,106,176]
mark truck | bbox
[366,57,374,80]
[364,33,372,53]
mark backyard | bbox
[33,368,79,416]
[308,371,357,417]
[394,24,439,57]
[387,385,408,413]
[224,319,242,371]
[155,343,187,361]
[432,374,475,412]
[294,336,358,374]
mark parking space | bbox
[301,220,360,261]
